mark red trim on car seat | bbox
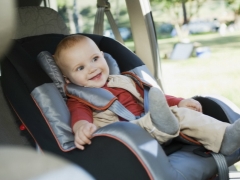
[7,98,43,153]
[179,132,202,145]
[31,95,76,152]
[66,92,118,111]
[92,133,154,180]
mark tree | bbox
[225,0,240,23]
[182,0,188,24]
[150,0,207,41]
[150,0,207,25]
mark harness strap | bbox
[105,10,124,44]
[67,83,117,111]
[93,0,124,44]
[109,85,150,121]
[93,6,104,35]
[143,86,150,114]
[211,152,229,180]
[67,82,137,120]
[109,101,136,121]
[66,74,151,121]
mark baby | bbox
[54,34,240,156]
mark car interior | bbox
[1,0,240,179]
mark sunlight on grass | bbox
[160,32,240,108]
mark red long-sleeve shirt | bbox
[67,84,183,128]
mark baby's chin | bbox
[80,82,106,88]
[88,84,105,88]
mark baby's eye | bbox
[92,56,98,62]
[76,66,84,71]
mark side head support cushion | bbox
[37,51,67,100]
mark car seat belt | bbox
[94,0,124,44]
[66,83,137,121]
[93,2,104,35]
[110,85,150,120]
[193,147,229,180]
[143,86,150,114]
[66,83,153,122]
[211,152,229,180]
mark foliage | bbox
[150,0,207,25]
[80,6,92,16]
[79,6,96,33]
[225,0,240,16]
[56,0,131,34]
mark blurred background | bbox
[54,0,240,111]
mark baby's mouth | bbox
[89,73,102,80]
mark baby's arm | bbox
[67,98,97,150]
[73,120,97,150]
[165,94,202,112]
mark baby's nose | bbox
[89,65,97,73]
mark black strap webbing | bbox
[211,152,229,180]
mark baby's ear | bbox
[63,75,70,84]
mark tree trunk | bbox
[182,0,188,24]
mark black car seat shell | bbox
[1,6,240,180]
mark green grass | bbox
[126,32,240,108]
[160,32,240,108]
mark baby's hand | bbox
[73,120,97,150]
[178,98,202,112]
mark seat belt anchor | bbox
[97,0,110,11]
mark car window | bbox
[55,0,134,50]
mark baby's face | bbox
[58,39,109,88]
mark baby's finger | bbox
[75,132,90,145]
[75,141,85,150]
[80,131,91,145]
[79,134,91,145]
[74,134,86,150]
[75,135,85,145]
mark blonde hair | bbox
[54,34,89,63]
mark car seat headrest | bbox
[37,51,120,100]
[13,6,69,39]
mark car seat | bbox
[1,6,240,180]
